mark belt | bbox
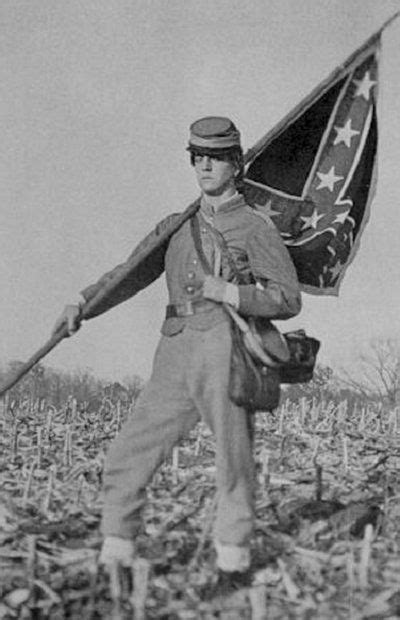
[166,301,216,318]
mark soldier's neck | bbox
[201,187,238,212]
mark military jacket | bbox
[80,194,301,332]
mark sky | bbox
[1,0,399,382]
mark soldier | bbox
[53,116,301,586]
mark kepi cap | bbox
[187,116,241,152]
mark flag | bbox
[243,33,380,295]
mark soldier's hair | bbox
[189,146,245,190]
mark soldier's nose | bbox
[202,156,212,169]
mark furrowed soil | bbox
[1,397,400,619]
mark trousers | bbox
[101,320,255,547]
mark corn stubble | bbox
[0,394,399,619]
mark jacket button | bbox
[186,285,195,294]
[187,271,195,280]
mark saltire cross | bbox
[242,31,381,295]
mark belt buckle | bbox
[183,300,194,316]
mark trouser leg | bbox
[101,333,199,539]
[187,321,255,552]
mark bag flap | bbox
[250,318,291,364]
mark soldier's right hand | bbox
[52,305,82,337]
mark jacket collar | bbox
[200,192,246,217]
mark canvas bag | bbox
[190,214,284,411]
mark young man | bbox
[54,117,301,580]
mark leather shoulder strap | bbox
[190,214,243,283]
[190,215,213,275]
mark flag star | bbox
[329,261,344,281]
[333,119,360,148]
[316,166,344,192]
[300,208,325,230]
[259,199,281,219]
[334,210,349,225]
[353,71,376,101]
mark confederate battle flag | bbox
[243,32,380,295]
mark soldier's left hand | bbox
[202,275,229,303]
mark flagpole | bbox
[378,10,400,32]
[244,11,400,166]
[0,199,201,399]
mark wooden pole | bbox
[0,199,200,398]
[0,326,69,397]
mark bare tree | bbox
[340,338,400,407]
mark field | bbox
[1,391,400,619]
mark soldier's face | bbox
[193,154,237,196]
